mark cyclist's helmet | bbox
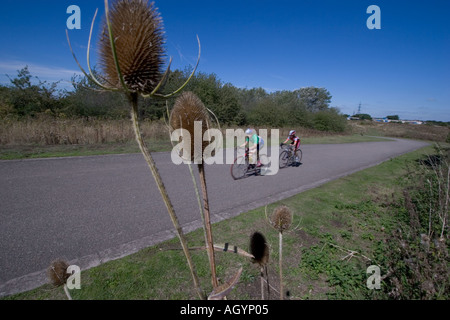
[289,130,296,136]
[245,128,254,135]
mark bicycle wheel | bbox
[231,156,249,180]
[295,149,303,164]
[279,150,290,169]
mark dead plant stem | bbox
[279,232,284,300]
[197,163,219,289]
[130,94,205,300]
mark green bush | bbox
[312,110,348,132]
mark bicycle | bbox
[279,144,302,169]
[230,147,270,180]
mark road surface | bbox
[0,138,429,296]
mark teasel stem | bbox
[279,232,284,300]
[197,163,219,289]
[187,163,223,286]
[63,284,73,300]
[261,266,265,300]
[129,93,205,300]
[187,162,212,283]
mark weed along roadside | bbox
[4,144,448,300]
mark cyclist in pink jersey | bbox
[281,130,301,163]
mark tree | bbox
[216,84,243,125]
[313,108,348,132]
[6,66,63,117]
[165,69,244,125]
[247,97,290,127]
[354,113,372,120]
[0,85,14,117]
[63,74,128,118]
[297,87,332,113]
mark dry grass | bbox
[0,116,170,146]
[349,121,450,143]
[1,117,448,149]
[0,117,344,147]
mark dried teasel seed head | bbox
[170,91,213,162]
[270,205,293,233]
[99,0,166,94]
[249,232,269,266]
[47,259,70,287]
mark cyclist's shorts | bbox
[257,139,265,150]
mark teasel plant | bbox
[66,0,205,299]
[249,231,270,300]
[169,91,222,291]
[267,205,294,300]
[47,260,72,300]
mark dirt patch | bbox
[234,267,282,300]
[296,229,320,247]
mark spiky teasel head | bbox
[170,91,215,162]
[47,259,70,287]
[269,205,293,233]
[250,232,269,266]
[98,0,165,94]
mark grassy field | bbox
[4,143,448,300]
[348,120,450,143]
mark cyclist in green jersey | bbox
[241,128,265,167]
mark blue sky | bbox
[0,0,449,121]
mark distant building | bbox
[349,116,424,125]
[372,118,424,125]
[373,118,389,123]
[402,120,424,125]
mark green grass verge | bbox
[4,144,445,300]
[0,139,173,160]
[0,134,390,160]
[301,134,392,145]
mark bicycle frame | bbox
[279,144,302,168]
[230,147,264,180]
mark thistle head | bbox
[249,232,269,266]
[47,259,70,287]
[169,91,214,163]
[269,205,293,233]
[98,0,166,94]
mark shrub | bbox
[312,110,348,132]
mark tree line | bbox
[0,66,348,132]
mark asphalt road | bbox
[0,138,429,296]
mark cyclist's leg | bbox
[294,141,302,165]
[256,141,264,167]
[247,148,256,168]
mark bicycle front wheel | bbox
[295,149,303,164]
[279,150,290,169]
[231,156,249,180]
